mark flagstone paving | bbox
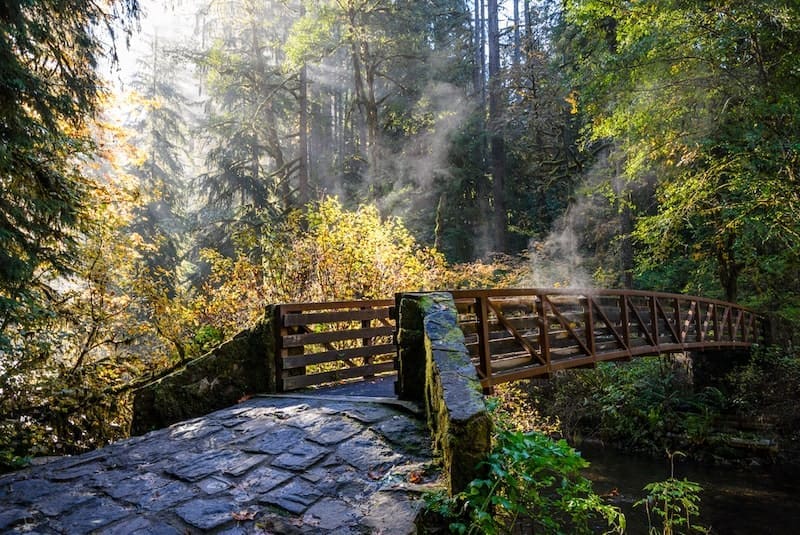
[0,393,438,534]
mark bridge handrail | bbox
[269,289,766,392]
[274,299,395,390]
[447,288,767,388]
[449,287,760,312]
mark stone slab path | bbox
[0,395,438,534]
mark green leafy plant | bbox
[193,325,225,353]
[725,346,800,431]
[635,452,708,535]
[542,357,724,455]
[426,405,625,534]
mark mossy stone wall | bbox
[131,306,279,434]
[396,292,492,495]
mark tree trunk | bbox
[488,0,506,253]
[613,156,634,289]
[350,42,370,174]
[717,232,740,302]
[524,0,532,40]
[513,0,521,67]
[620,193,634,289]
[298,61,309,207]
[434,193,445,251]
[473,0,484,98]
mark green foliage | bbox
[192,197,450,337]
[635,453,708,535]
[567,0,800,303]
[0,0,139,336]
[186,0,306,249]
[546,358,724,455]
[284,3,338,67]
[432,115,491,262]
[275,198,445,301]
[0,140,190,469]
[0,0,142,470]
[493,382,562,436]
[725,346,800,433]
[194,325,225,353]
[426,408,625,534]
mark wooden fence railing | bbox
[450,289,767,388]
[272,289,766,392]
[275,299,396,391]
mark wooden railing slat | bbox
[282,325,394,348]
[487,300,543,365]
[476,297,493,381]
[543,295,592,357]
[281,361,396,390]
[277,299,393,313]
[283,307,392,326]
[282,343,396,368]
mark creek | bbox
[579,443,800,534]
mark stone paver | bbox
[0,394,438,534]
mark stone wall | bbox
[396,292,492,495]
[131,306,279,435]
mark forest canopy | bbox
[1,0,798,466]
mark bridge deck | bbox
[0,395,435,534]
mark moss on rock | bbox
[397,292,492,495]
[131,312,276,434]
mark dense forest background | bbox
[1,0,799,465]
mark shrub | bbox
[425,403,625,534]
[517,357,725,456]
[635,452,708,535]
[725,346,800,433]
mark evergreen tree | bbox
[0,0,139,345]
[125,32,190,296]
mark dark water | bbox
[579,443,800,534]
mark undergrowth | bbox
[425,401,626,534]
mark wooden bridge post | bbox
[582,296,596,356]
[536,296,551,371]
[277,307,307,392]
[620,295,631,349]
[361,305,375,379]
[648,295,659,348]
[475,295,493,387]
[695,300,704,343]
[726,307,735,343]
[265,304,281,394]
[273,304,287,392]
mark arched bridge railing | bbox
[451,288,768,388]
[271,289,766,391]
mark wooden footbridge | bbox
[273,289,767,391]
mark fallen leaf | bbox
[407,471,423,484]
[601,487,620,498]
[232,510,257,521]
